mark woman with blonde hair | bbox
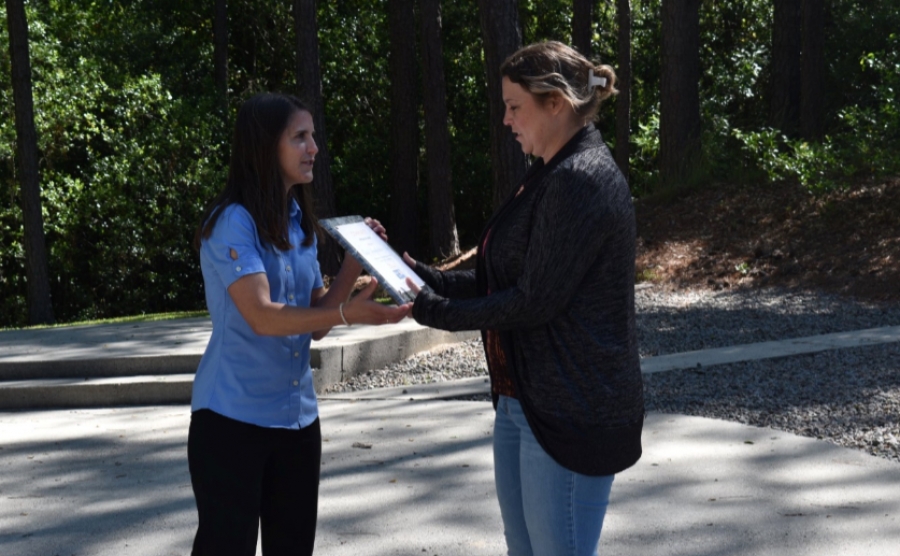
[405,41,643,555]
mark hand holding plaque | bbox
[320,216,427,304]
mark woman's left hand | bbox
[405,277,421,296]
[402,251,417,269]
[342,216,388,273]
[364,217,388,241]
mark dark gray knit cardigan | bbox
[412,124,644,476]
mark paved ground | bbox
[2,399,899,556]
[1,318,900,555]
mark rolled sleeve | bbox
[203,205,266,288]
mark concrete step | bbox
[0,318,477,409]
[0,318,213,381]
[0,374,194,409]
[0,373,496,410]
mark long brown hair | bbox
[195,93,322,251]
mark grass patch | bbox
[636,267,660,283]
[1,310,210,332]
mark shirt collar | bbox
[289,197,302,225]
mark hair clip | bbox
[588,69,607,89]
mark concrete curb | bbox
[640,325,900,374]
[307,319,477,390]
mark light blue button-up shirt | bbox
[192,200,323,429]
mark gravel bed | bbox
[635,285,900,357]
[644,342,900,463]
[320,339,488,393]
[322,286,900,463]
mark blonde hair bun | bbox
[502,41,618,122]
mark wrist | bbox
[338,302,351,326]
[340,254,363,276]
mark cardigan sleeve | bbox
[414,261,478,299]
[413,163,626,332]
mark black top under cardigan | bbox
[412,124,644,476]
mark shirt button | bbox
[293,352,300,358]
[288,294,295,301]
[235,266,242,272]
[293,380,299,386]
[285,265,292,271]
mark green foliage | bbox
[0,0,226,326]
[635,267,659,283]
[620,0,662,192]
[2,0,899,326]
[732,128,843,192]
[624,0,900,194]
[319,0,392,220]
[629,107,660,195]
[0,0,497,326]
[439,1,492,247]
[732,26,900,193]
[47,75,226,321]
[519,0,571,45]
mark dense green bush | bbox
[732,28,900,192]
[1,1,226,326]
[623,0,900,193]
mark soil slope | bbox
[635,177,900,303]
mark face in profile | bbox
[503,77,541,158]
[278,109,318,191]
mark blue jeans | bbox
[493,396,615,556]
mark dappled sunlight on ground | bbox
[606,413,900,556]
[2,405,899,555]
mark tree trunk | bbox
[477,0,527,208]
[420,0,459,259]
[770,0,801,136]
[615,0,632,180]
[5,0,55,325]
[659,0,701,188]
[572,0,593,57]
[801,0,825,140]
[387,0,420,257]
[213,0,228,111]
[294,0,341,275]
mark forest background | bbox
[1,0,898,328]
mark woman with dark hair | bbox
[189,92,410,556]
[404,42,644,555]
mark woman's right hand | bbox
[342,277,411,325]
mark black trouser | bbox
[188,409,322,556]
